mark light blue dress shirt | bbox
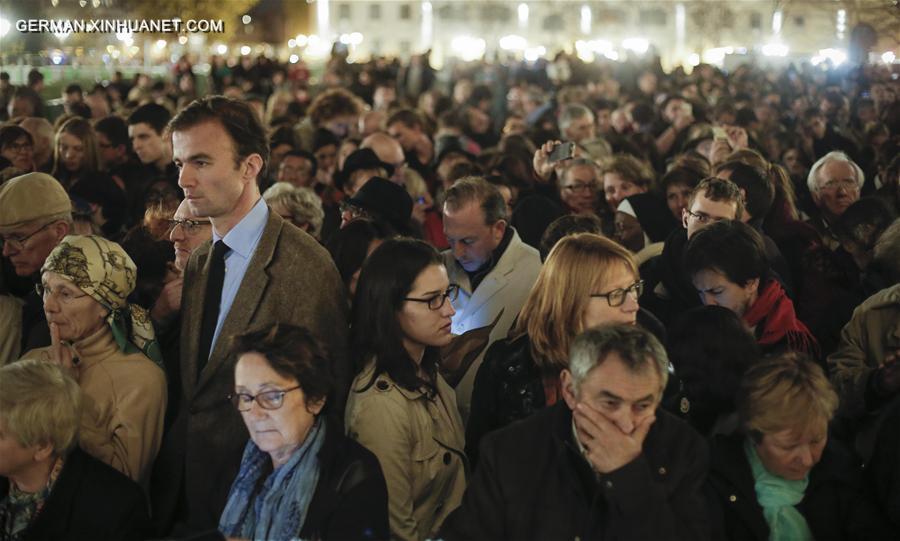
[209,197,269,355]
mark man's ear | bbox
[744,277,760,296]
[492,219,507,242]
[243,153,264,183]
[681,208,689,229]
[560,369,578,411]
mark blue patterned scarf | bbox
[219,419,326,540]
[744,438,814,541]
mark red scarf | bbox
[744,280,821,358]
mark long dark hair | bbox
[350,238,442,394]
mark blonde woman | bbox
[706,353,892,540]
[465,233,658,465]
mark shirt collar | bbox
[213,198,269,259]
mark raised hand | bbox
[573,402,655,474]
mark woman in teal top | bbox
[705,352,892,541]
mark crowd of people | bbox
[0,44,898,541]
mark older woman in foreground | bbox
[219,323,388,541]
[0,359,151,540]
[20,235,166,488]
[706,352,892,540]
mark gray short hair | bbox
[561,158,599,184]
[568,324,669,395]
[0,359,82,456]
[559,103,594,133]
[263,182,325,239]
[874,217,900,282]
[807,151,865,194]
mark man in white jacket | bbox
[442,177,541,422]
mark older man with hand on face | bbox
[440,324,710,541]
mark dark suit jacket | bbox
[441,403,711,541]
[151,209,349,535]
[0,448,152,541]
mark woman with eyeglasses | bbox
[345,238,466,541]
[0,125,35,174]
[218,323,389,541]
[19,235,166,490]
[466,233,661,466]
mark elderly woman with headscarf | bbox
[20,235,166,490]
[0,359,153,540]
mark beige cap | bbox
[0,172,72,231]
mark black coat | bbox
[0,448,152,541]
[705,432,893,541]
[297,417,390,541]
[442,403,711,541]
[198,417,390,541]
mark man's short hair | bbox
[738,352,838,443]
[714,161,773,221]
[568,324,669,395]
[538,214,603,262]
[558,103,594,132]
[27,69,43,86]
[127,102,172,135]
[806,151,865,195]
[282,149,318,178]
[168,96,269,178]
[688,177,745,221]
[684,219,769,286]
[307,88,364,127]
[561,158,599,183]
[94,115,130,150]
[597,154,656,192]
[443,176,508,225]
[0,360,82,456]
[64,83,83,96]
[387,108,425,130]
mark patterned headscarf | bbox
[41,235,162,367]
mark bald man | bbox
[361,132,407,185]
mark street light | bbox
[0,17,10,38]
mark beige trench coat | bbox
[346,362,467,541]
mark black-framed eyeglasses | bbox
[1,222,53,251]
[228,386,301,412]
[404,284,460,311]
[684,209,726,225]
[35,283,89,305]
[591,280,644,307]
[166,218,211,236]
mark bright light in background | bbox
[575,39,614,62]
[883,51,896,64]
[421,1,433,49]
[296,34,308,47]
[811,48,846,66]
[242,14,251,25]
[349,32,363,45]
[499,34,527,51]
[240,45,251,55]
[761,42,789,57]
[305,35,332,58]
[687,53,700,67]
[115,30,132,42]
[0,17,10,38]
[524,46,546,62]
[604,51,619,61]
[317,0,330,42]
[517,3,529,29]
[154,39,167,51]
[836,9,846,40]
[580,5,591,35]
[288,39,296,48]
[55,30,70,41]
[772,10,783,34]
[622,38,649,55]
[216,44,228,55]
[703,47,733,65]
[178,35,188,45]
[50,50,64,64]
[289,54,299,63]
[451,36,486,61]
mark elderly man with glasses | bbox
[0,172,73,358]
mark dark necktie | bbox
[197,239,229,375]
